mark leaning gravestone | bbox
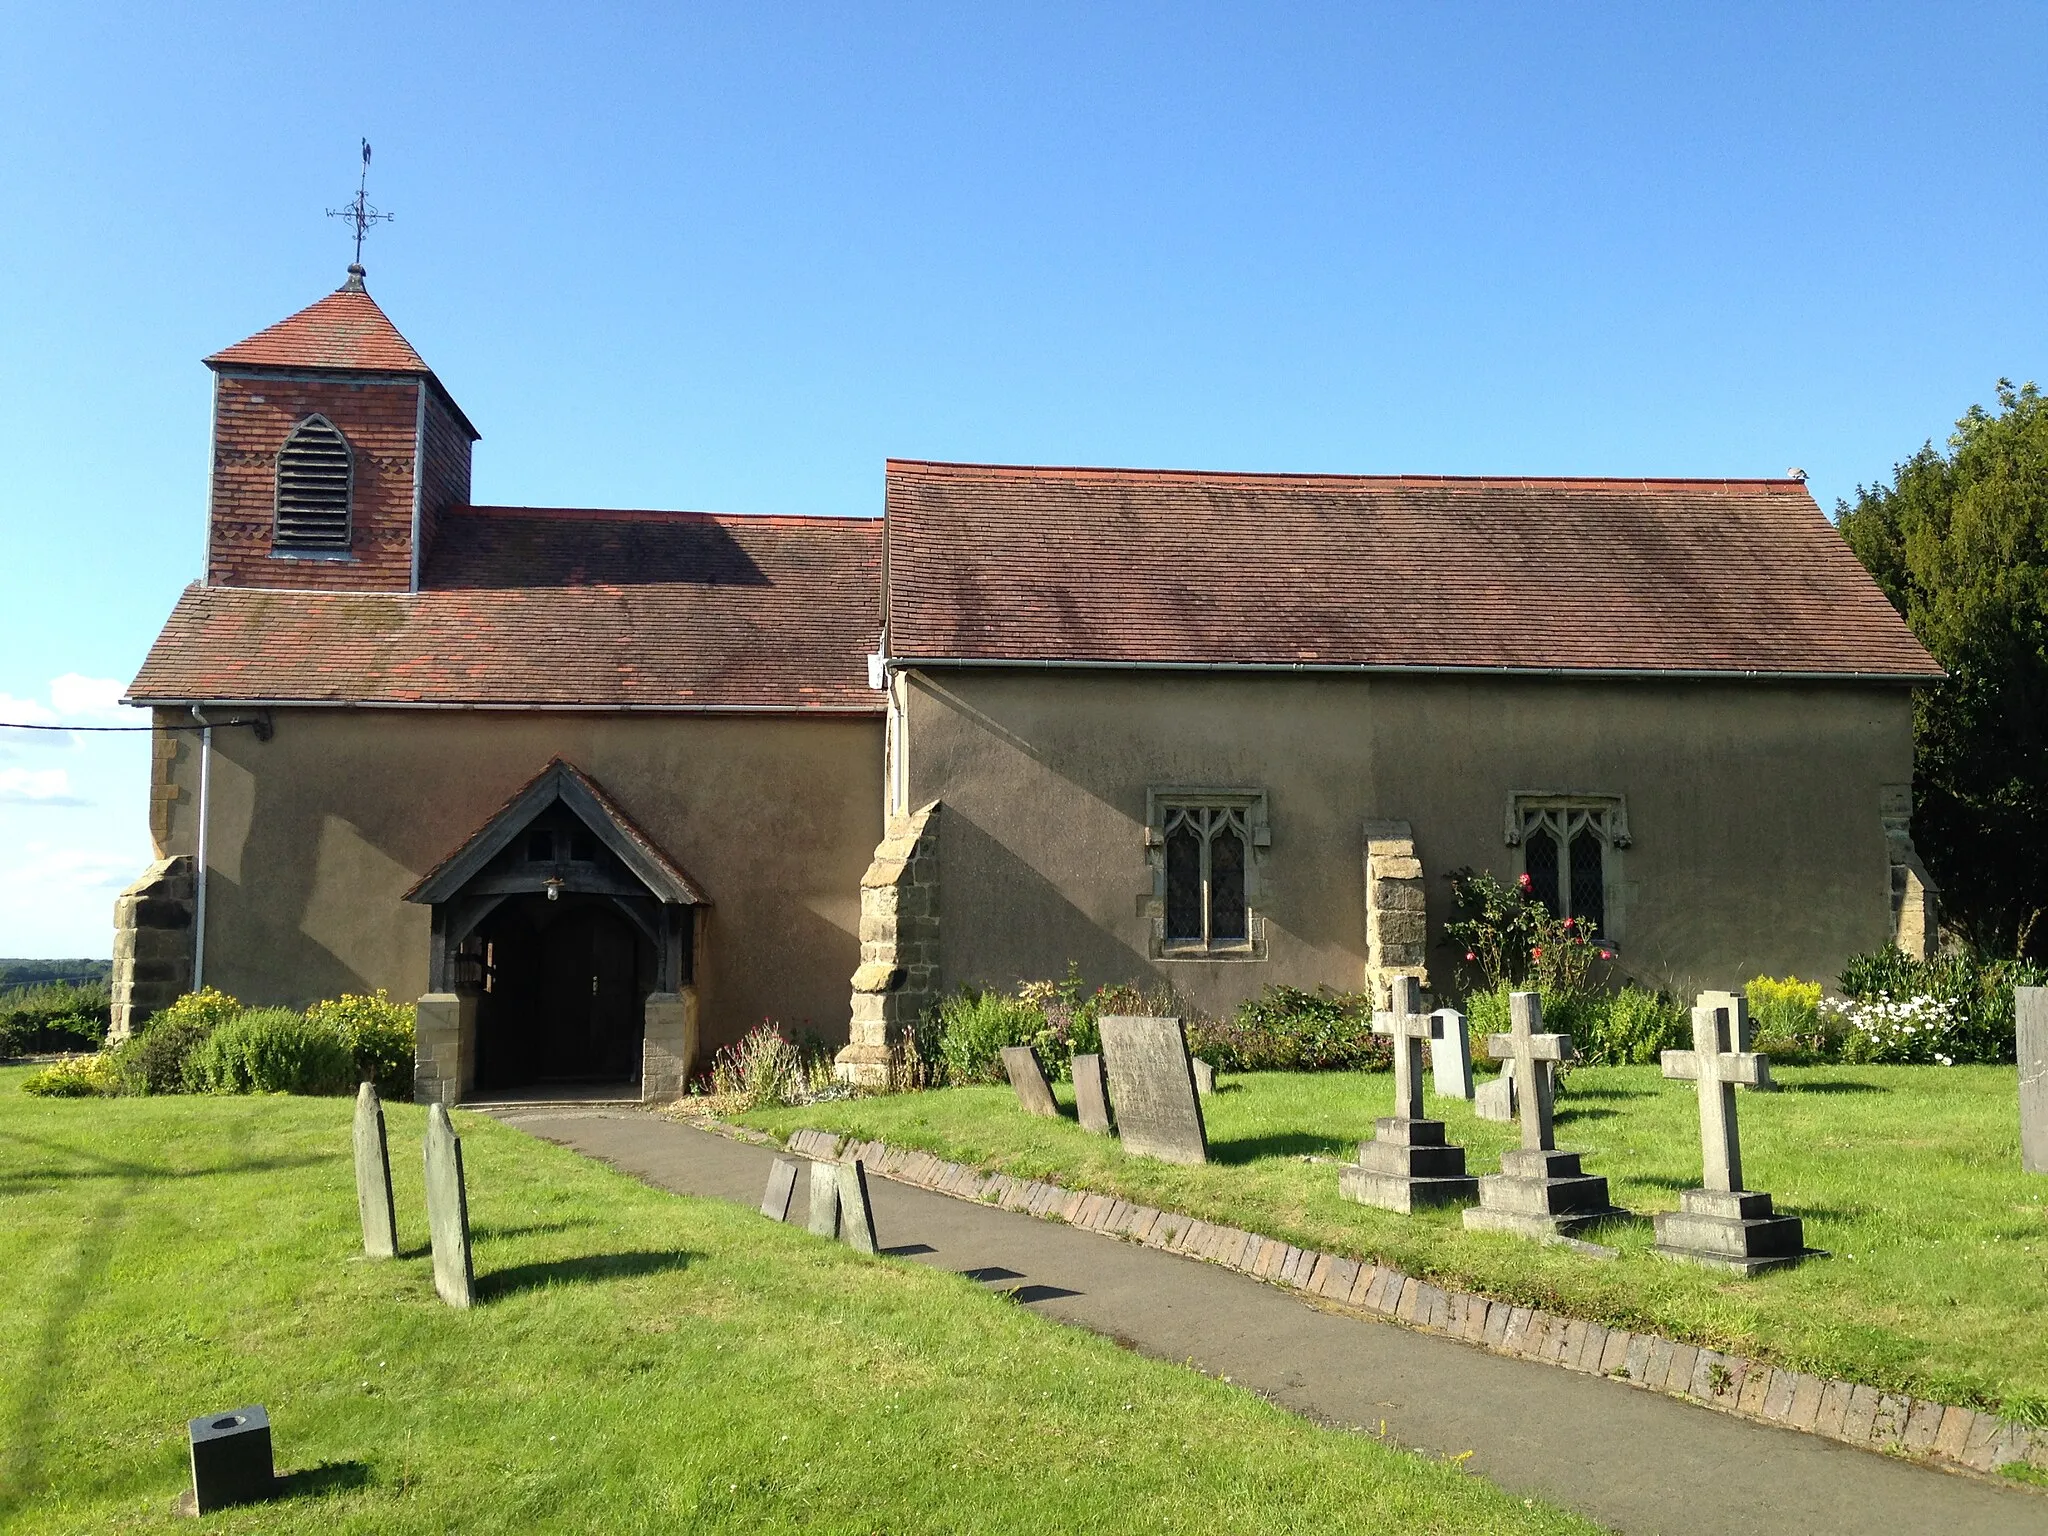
[352,1083,397,1260]
[2019,987,2048,1176]
[1652,1001,1805,1274]
[1463,992,1624,1240]
[1001,1046,1060,1118]
[807,1161,841,1238]
[1473,1068,1515,1122]
[761,1157,800,1221]
[1191,1059,1216,1097]
[1072,1053,1113,1135]
[422,1103,475,1308]
[837,1160,880,1255]
[1429,1008,1475,1100]
[1342,978,1477,1212]
[1097,1016,1208,1165]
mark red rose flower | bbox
[1465,950,1477,961]
[1518,873,1532,890]
[1562,917,1574,929]
[1531,946,1542,958]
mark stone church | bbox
[114,267,1943,1101]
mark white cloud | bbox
[0,767,86,805]
[0,693,59,727]
[5,845,138,891]
[49,674,127,718]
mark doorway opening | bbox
[472,893,653,1090]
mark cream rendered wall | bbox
[900,668,1915,1015]
[157,708,883,1054]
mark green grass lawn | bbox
[738,1064,2048,1421]
[0,1067,1592,1535]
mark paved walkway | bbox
[488,1107,2043,1536]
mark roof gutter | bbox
[886,656,1943,685]
[122,696,886,716]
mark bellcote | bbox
[202,266,479,591]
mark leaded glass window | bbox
[1149,791,1266,958]
[1508,798,1624,939]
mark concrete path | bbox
[488,1107,2043,1536]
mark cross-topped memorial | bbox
[1463,991,1625,1241]
[1651,1002,1808,1274]
[1341,977,1478,1212]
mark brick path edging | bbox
[752,1122,2047,1486]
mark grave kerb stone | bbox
[1097,1016,1208,1165]
[422,1103,474,1309]
[352,1082,397,1260]
[1001,1046,1060,1118]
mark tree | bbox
[1838,380,2048,955]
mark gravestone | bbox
[1463,992,1624,1240]
[836,1159,879,1255]
[1097,1016,1208,1165]
[1191,1059,1216,1097]
[1698,990,1775,1090]
[807,1161,841,1238]
[422,1103,474,1309]
[1001,1046,1060,1118]
[1653,1003,1806,1273]
[1072,1053,1113,1135]
[2018,987,2048,1175]
[761,1157,800,1221]
[1342,978,1477,1212]
[183,1405,274,1515]
[1474,1069,1516,1122]
[352,1083,397,1260]
[1429,1008,1475,1100]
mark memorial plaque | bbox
[1001,1046,1060,1118]
[1097,1016,1207,1165]
[352,1082,397,1260]
[837,1159,879,1255]
[422,1103,474,1309]
[761,1157,800,1221]
[807,1161,841,1238]
[2019,987,2048,1175]
[1072,1052,1113,1134]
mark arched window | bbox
[273,415,353,549]
[1506,794,1630,942]
[1148,789,1270,958]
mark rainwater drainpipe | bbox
[191,708,213,991]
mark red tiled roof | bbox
[883,461,1941,679]
[207,274,433,374]
[130,507,883,710]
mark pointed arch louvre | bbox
[274,414,353,549]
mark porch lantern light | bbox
[544,876,565,902]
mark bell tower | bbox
[201,265,478,591]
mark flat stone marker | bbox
[837,1159,879,1255]
[1429,1008,1475,1100]
[1072,1052,1113,1135]
[422,1103,474,1308]
[1098,1015,1207,1165]
[352,1082,397,1260]
[1463,991,1624,1241]
[1343,978,1477,1213]
[1654,1002,1806,1273]
[1191,1059,1216,1096]
[2020,987,2048,1175]
[760,1157,800,1221]
[1001,1046,1060,1118]
[807,1161,841,1238]
[1698,990,1774,1090]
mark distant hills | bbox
[0,958,113,988]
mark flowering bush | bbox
[707,1023,844,1109]
[1821,993,1964,1065]
[20,1052,121,1097]
[305,990,415,1098]
[1442,868,1615,995]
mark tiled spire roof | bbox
[205,266,432,374]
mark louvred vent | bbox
[274,416,353,549]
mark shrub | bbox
[20,1053,119,1097]
[1822,993,1967,1066]
[1442,869,1615,1002]
[935,988,1046,1085]
[707,1023,837,1109]
[1746,976,1824,1055]
[305,990,415,1097]
[1837,946,2048,1064]
[186,1008,357,1095]
[0,979,111,1056]
[1464,984,1685,1067]
[1188,986,1389,1073]
[107,986,242,1095]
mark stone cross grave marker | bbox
[1344,977,1477,1212]
[1072,1052,1113,1135]
[1372,977,1435,1121]
[837,1159,880,1255]
[761,1157,800,1221]
[1001,1046,1060,1118]
[807,1160,841,1238]
[1429,1008,1475,1100]
[352,1082,397,1260]
[2019,987,2048,1175]
[422,1103,474,1308]
[1097,1016,1207,1165]
[1697,990,1774,1090]
[1653,1003,1806,1273]
[1463,992,1623,1240]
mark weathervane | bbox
[326,139,394,267]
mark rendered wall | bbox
[153,708,882,1056]
[900,668,1915,1016]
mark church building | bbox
[115,268,1944,1101]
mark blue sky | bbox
[2,3,2044,956]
